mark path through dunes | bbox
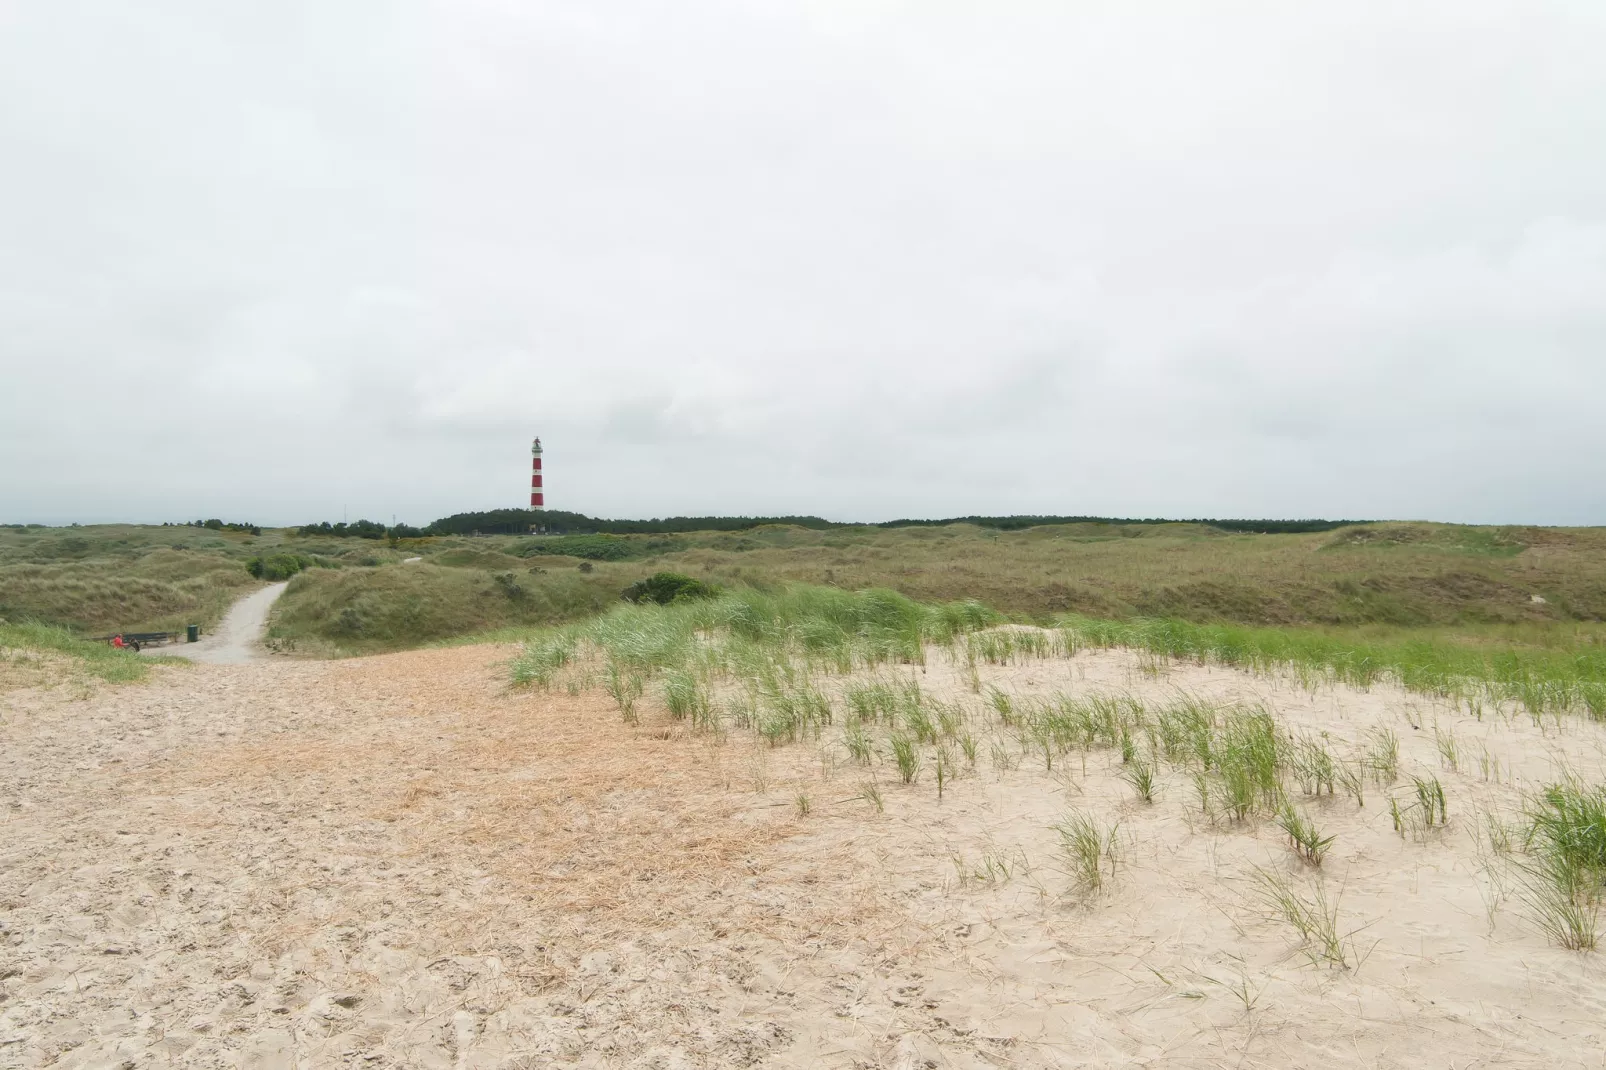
[139,581,289,665]
[4,642,1606,1067]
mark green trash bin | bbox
[186,624,199,643]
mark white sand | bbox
[4,641,1606,1068]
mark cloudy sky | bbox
[3,2,1604,527]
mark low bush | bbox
[246,553,315,581]
[622,572,719,605]
[519,535,640,561]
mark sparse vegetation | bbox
[953,847,1027,887]
[1435,726,1460,772]
[1252,867,1355,968]
[1278,804,1335,866]
[890,734,921,784]
[1122,757,1157,803]
[1056,809,1120,892]
[859,781,885,813]
[1514,781,1606,950]
[1367,726,1400,783]
[1390,775,1449,840]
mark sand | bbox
[4,639,1606,1068]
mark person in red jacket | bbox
[111,634,126,649]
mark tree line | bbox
[412,509,1361,537]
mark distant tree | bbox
[423,508,1364,539]
[294,519,388,539]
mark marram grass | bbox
[1058,615,1606,720]
[0,621,155,684]
[504,581,1606,927]
[514,586,1606,730]
[514,584,999,690]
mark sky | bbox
[2,2,1604,527]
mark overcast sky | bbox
[3,2,1604,527]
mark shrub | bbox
[246,553,314,581]
[519,534,638,561]
[622,572,719,605]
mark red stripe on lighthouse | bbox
[529,436,545,511]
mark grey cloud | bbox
[2,2,1605,525]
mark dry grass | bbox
[649,520,1606,626]
[11,520,1606,660]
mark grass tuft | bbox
[1251,867,1354,968]
[1277,804,1335,866]
[1121,757,1156,803]
[1514,780,1606,950]
[1055,809,1120,892]
[890,734,920,784]
[1366,726,1400,783]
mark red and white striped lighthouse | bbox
[530,436,544,508]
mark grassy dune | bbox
[263,562,630,656]
[0,525,265,634]
[0,522,433,634]
[655,520,1606,625]
[5,518,1605,661]
[0,621,157,687]
[275,519,1606,654]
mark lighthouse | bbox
[530,437,544,508]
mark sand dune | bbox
[3,641,1606,1068]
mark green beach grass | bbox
[1058,615,1606,720]
[511,584,1606,726]
[0,621,156,685]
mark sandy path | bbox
[148,582,289,664]
[4,642,1606,1067]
